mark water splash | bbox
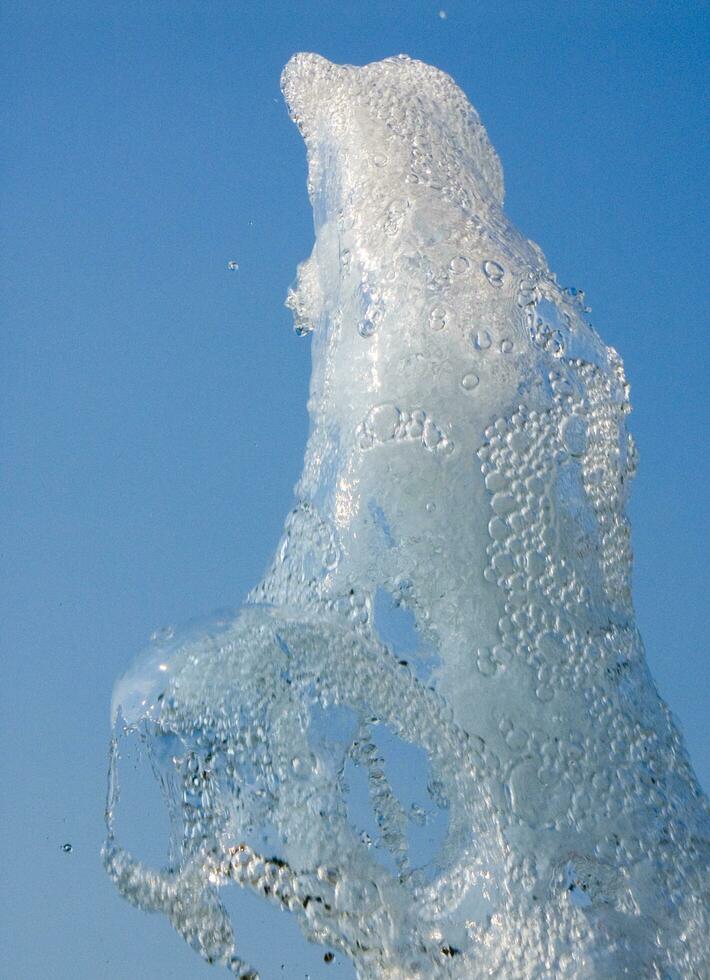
[105,53,710,978]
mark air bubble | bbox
[422,418,442,449]
[473,329,492,351]
[428,304,451,331]
[491,492,516,516]
[449,255,470,275]
[483,260,505,286]
[367,403,401,442]
[485,471,507,492]
[561,414,587,457]
[476,647,498,676]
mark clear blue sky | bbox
[2,2,708,977]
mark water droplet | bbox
[227,260,239,271]
[473,329,492,351]
[500,339,514,353]
[483,260,505,286]
[62,843,73,853]
[461,372,479,391]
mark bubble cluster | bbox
[106,53,709,979]
[356,404,454,455]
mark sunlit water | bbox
[105,53,710,978]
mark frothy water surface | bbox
[105,53,710,978]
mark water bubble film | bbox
[105,54,710,978]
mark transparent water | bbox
[105,54,710,978]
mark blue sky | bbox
[2,2,708,977]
